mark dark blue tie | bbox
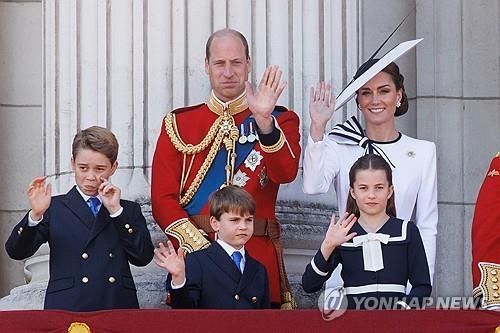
[87,197,100,217]
[231,251,243,273]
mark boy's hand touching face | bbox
[154,241,186,286]
[27,176,52,221]
[98,177,122,215]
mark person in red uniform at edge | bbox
[151,28,301,308]
[471,153,500,310]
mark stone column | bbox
[0,0,43,307]
[416,0,500,297]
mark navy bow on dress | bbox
[328,116,396,168]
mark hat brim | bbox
[335,38,423,111]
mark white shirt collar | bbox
[75,185,101,203]
[216,238,246,259]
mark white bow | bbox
[352,233,390,272]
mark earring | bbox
[396,101,401,108]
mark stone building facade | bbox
[0,0,498,308]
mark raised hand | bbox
[320,212,357,260]
[245,66,287,134]
[309,82,336,142]
[154,241,186,286]
[98,177,121,215]
[27,176,52,221]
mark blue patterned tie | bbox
[231,251,243,273]
[87,197,100,217]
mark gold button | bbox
[493,277,499,283]
[234,294,240,301]
[108,276,116,283]
[125,224,130,229]
[81,253,89,260]
[492,285,499,290]
[251,296,257,303]
[128,228,133,234]
[493,292,499,298]
[492,270,498,276]
[109,252,114,258]
[82,277,89,283]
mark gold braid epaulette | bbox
[164,113,223,206]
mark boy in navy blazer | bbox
[5,126,154,311]
[154,185,270,309]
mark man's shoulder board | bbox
[171,103,205,115]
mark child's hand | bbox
[98,177,121,215]
[27,176,51,221]
[320,212,357,260]
[154,241,186,286]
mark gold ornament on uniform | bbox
[165,218,210,252]
[260,131,285,154]
[280,291,297,310]
[478,262,500,308]
[164,91,244,207]
[67,322,91,333]
[220,110,240,186]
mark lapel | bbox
[207,242,242,284]
[61,186,95,230]
[85,205,112,247]
[61,186,112,247]
[235,252,259,294]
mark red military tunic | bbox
[151,93,301,305]
[471,155,500,308]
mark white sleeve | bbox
[302,133,340,194]
[415,142,438,283]
[28,211,43,227]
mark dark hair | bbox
[205,28,250,61]
[355,60,409,117]
[209,185,256,220]
[345,154,396,218]
[72,126,119,164]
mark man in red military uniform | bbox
[471,153,500,310]
[151,28,301,308]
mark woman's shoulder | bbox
[398,134,436,157]
[400,134,436,149]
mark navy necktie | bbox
[231,251,243,273]
[87,197,100,217]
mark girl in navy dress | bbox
[302,154,431,309]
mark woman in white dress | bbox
[303,60,438,288]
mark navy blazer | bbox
[5,186,154,311]
[168,242,270,309]
[302,218,431,309]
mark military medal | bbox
[245,149,263,172]
[258,166,269,188]
[238,123,247,144]
[233,170,250,187]
[247,122,256,142]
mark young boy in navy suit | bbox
[154,185,270,309]
[5,126,154,311]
